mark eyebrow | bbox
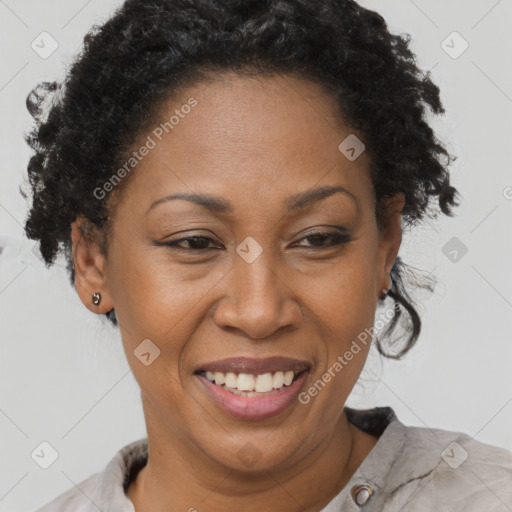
[146,185,357,215]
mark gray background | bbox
[0,0,511,510]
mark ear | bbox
[71,216,114,315]
[376,193,405,296]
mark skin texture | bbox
[71,73,405,511]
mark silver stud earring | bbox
[92,292,102,306]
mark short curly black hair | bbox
[21,0,460,358]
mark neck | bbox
[128,407,378,512]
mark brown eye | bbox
[295,229,352,249]
[163,236,220,251]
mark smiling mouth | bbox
[195,370,308,396]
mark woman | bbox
[22,0,512,510]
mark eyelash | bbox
[161,229,352,252]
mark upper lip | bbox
[196,356,310,375]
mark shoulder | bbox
[33,438,148,512]
[385,424,512,511]
[403,423,512,475]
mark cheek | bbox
[296,245,378,397]
[298,263,376,421]
[107,244,233,400]
[108,242,217,336]
[300,245,378,337]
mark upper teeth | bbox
[204,370,296,392]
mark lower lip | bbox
[196,371,309,421]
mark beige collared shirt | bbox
[34,406,512,511]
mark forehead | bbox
[116,73,374,214]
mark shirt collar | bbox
[96,406,418,511]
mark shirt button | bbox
[351,484,373,506]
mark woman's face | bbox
[72,73,403,472]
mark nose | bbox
[212,249,302,339]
